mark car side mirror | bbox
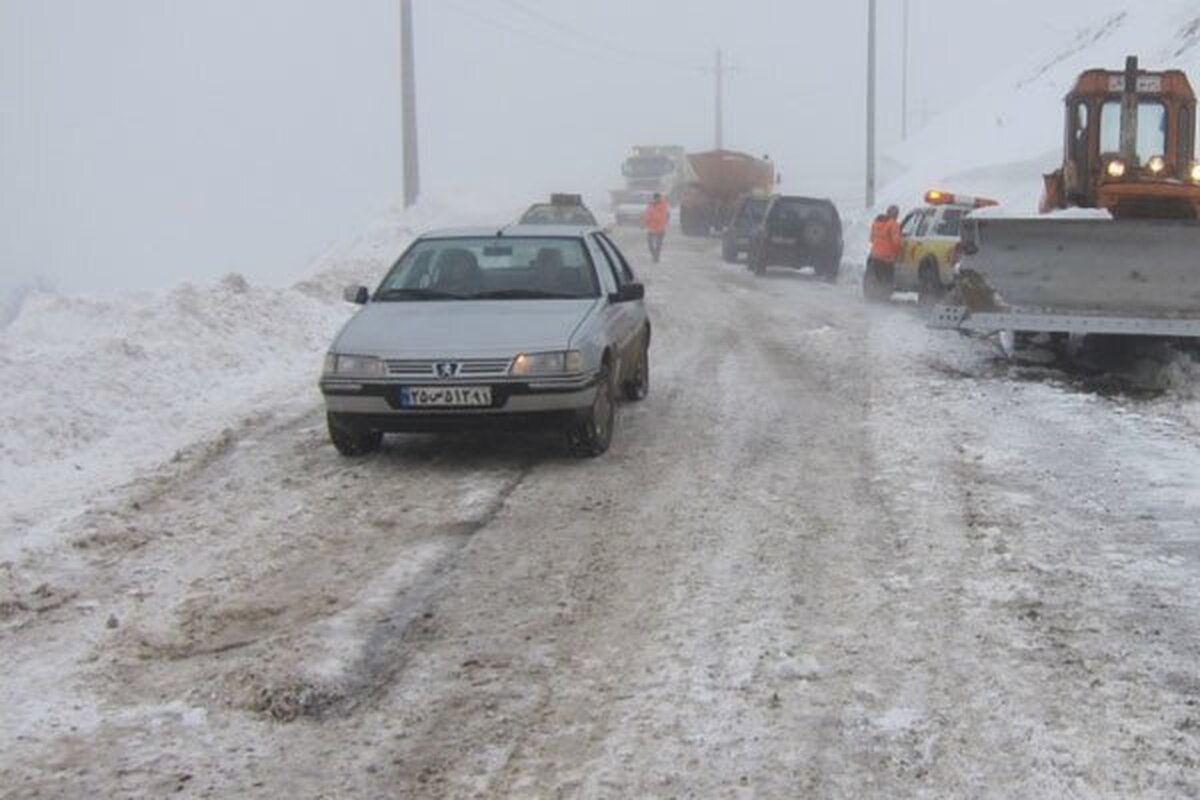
[343,285,369,304]
[610,282,645,303]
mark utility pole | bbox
[707,48,736,150]
[400,0,420,208]
[901,0,909,140]
[866,0,876,208]
[715,48,724,149]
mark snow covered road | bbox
[2,230,1199,798]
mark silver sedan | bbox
[320,225,650,457]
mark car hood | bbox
[333,298,600,358]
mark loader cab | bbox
[1055,57,1200,219]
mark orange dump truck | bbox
[679,150,775,237]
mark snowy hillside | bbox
[880,1,1200,212]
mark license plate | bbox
[770,235,796,245]
[399,386,492,408]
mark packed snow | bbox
[2,4,1200,796]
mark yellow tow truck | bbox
[894,189,996,304]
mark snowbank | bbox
[0,192,523,558]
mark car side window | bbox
[934,209,964,237]
[590,234,625,289]
[596,232,636,283]
[900,211,921,237]
[915,211,932,237]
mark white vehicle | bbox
[321,226,651,457]
[612,190,657,226]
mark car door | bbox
[591,233,645,384]
[930,207,965,285]
[896,210,927,290]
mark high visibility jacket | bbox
[870,217,902,263]
[643,199,670,234]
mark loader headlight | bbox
[1106,159,1127,179]
[1148,155,1166,175]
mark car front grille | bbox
[383,358,513,380]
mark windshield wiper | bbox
[473,289,581,300]
[375,287,465,301]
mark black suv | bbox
[721,194,772,263]
[747,196,843,282]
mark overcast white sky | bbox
[1,0,1129,296]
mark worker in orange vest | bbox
[642,193,670,263]
[864,204,901,302]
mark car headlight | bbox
[325,353,384,377]
[1106,159,1127,179]
[1148,155,1166,175]
[1189,163,1200,183]
[509,350,584,376]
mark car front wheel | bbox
[568,364,616,457]
[816,254,840,283]
[623,340,650,401]
[749,247,767,276]
[327,413,383,457]
[721,235,738,263]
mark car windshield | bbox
[1100,100,1168,163]
[376,237,600,300]
[519,205,597,226]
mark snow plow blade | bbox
[930,216,1200,338]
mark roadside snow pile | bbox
[0,276,352,556]
[0,190,530,557]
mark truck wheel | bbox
[327,413,382,457]
[680,207,700,237]
[918,260,945,305]
[568,363,616,457]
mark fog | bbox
[2,0,1125,301]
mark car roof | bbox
[772,195,835,204]
[418,225,601,239]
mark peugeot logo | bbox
[433,362,461,379]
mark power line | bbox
[496,0,703,73]
[439,0,677,71]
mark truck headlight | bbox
[326,354,384,377]
[510,350,583,376]
[1106,159,1127,179]
[1148,155,1166,175]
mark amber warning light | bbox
[924,189,998,208]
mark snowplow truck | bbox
[931,56,1200,340]
[620,145,689,204]
[679,150,775,237]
